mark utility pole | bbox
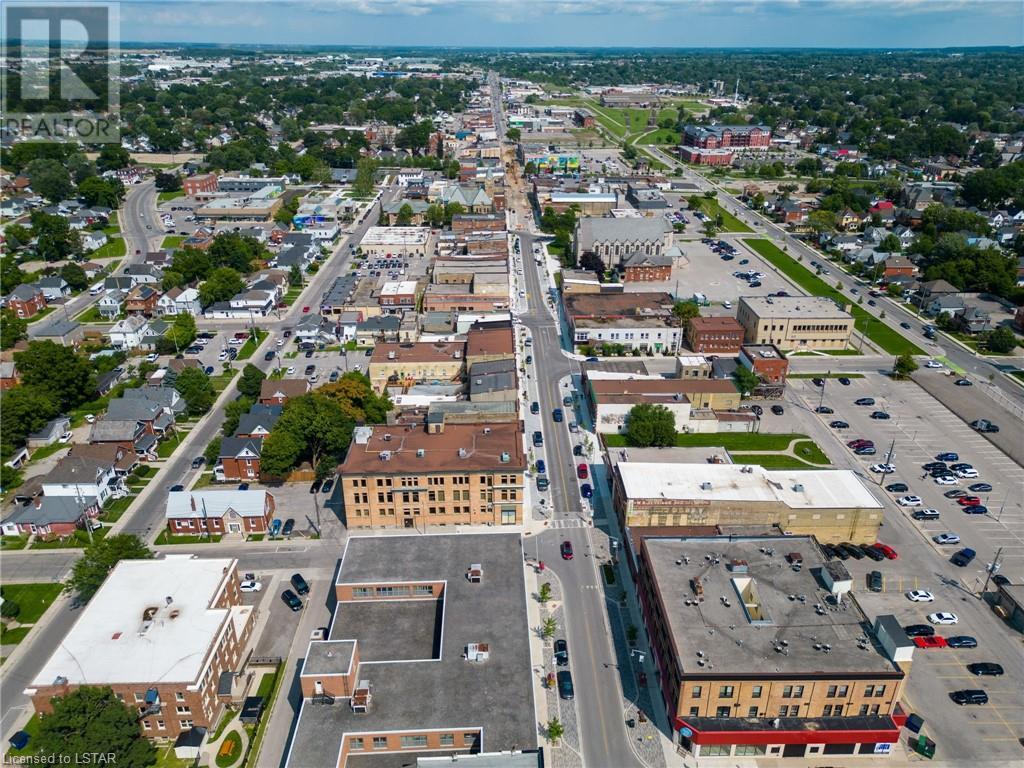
[878,437,896,486]
[817,370,830,412]
[980,546,1003,597]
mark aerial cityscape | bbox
[0,3,1022,768]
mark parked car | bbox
[957,496,982,507]
[950,690,988,706]
[933,533,961,545]
[191,456,205,469]
[951,548,976,567]
[934,475,958,486]
[281,590,302,611]
[870,411,891,420]
[530,401,540,414]
[968,483,993,493]
[906,590,934,602]
[954,379,972,386]
[533,431,543,447]
[557,670,575,700]
[814,406,834,414]
[970,419,999,433]
[936,452,959,462]
[282,519,295,536]
[944,489,968,499]
[946,636,978,649]
[913,509,940,520]
[860,544,885,561]
[310,479,322,494]
[885,483,909,493]
[854,446,877,456]
[897,495,922,506]
[240,580,262,593]
[838,543,865,560]
[837,377,851,386]
[237,483,249,491]
[871,464,897,474]
[830,420,850,429]
[290,573,310,595]
[903,624,935,638]
[913,636,947,649]
[855,397,875,406]
[963,505,988,515]
[771,405,784,416]
[577,464,588,479]
[580,483,593,499]
[554,639,569,666]
[875,542,898,560]
[868,570,883,592]
[967,663,1003,676]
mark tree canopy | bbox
[66,534,152,603]
[14,342,96,411]
[626,403,677,448]
[174,367,216,416]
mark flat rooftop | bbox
[303,640,357,677]
[643,536,899,676]
[361,226,430,246]
[740,295,852,320]
[618,462,882,510]
[30,556,248,688]
[286,534,535,768]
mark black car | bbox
[900,322,912,330]
[554,639,569,666]
[885,483,909,493]
[282,518,295,536]
[533,431,543,447]
[855,397,875,406]
[904,624,935,638]
[169,484,184,493]
[290,573,310,595]
[814,406,834,414]
[967,663,1004,676]
[839,543,865,560]
[868,570,883,592]
[750,405,763,416]
[830,420,850,429]
[557,670,575,700]
[950,690,988,706]
[936,452,959,462]
[923,462,948,471]
[970,419,999,433]
[946,636,978,649]
[811,378,825,387]
[860,544,885,561]
[310,479,322,493]
[552,408,563,422]
[237,483,249,491]
[530,401,540,414]
[281,589,302,611]
[573,444,584,456]
[321,479,334,494]
[821,544,838,559]
[838,377,851,386]
[954,378,972,386]
[830,545,850,561]
[191,456,205,469]
[771,405,785,416]
[963,505,988,515]
[263,350,275,361]
[868,299,876,306]
[870,411,891,420]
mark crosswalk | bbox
[548,518,586,529]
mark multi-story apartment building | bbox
[737,296,854,351]
[686,316,745,354]
[26,556,255,740]
[633,535,910,761]
[682,125,772,149]
[338,421,525,528]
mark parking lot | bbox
[247,567,336,659]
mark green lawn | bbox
[102,495,133,520]
[730,453,829,470]
[92,237,127,259]
[637,128,681,146]
[211,370,239,392]
[161,235,185,248]
[153,745,193,768]
[604,432,811,451]
[0,583,63,623]
[157,436,182,459]
[0,626,32,645]
[791,440,832,465]
[158,189,186,202]
[0,536,29,551]
[742,239,924,356]
[26,306,56,324]
[154,531,223,545]
[692,197,753,233]
[29,527,109,549]
[4,714,40,758]
[283,286,303,304]
[216,731,243,768]
[236,329,269,360]
[74,306,107,323]
[29,441,69,462]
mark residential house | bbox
[165,489,275,536]
[108,316,153,350]
[36,276,70,301]
[868,200,896,223]
[954,305,991,334]
[926,294,966,317]
[105,397,175,438]
[94,368,125,396]
[0,361,20,391]
[882,255,917,280]
[104,276,134,292]
[258,378,310,406]
[235,404,282,440]
[156,287,202,316]
[215,438,263,482]
[122,386,187,419]
[1,496,100,540]
[355,315,401,347]
[88,419,155,459]
[837,208,864,231]
[82,231,108,252]
[98,289,126,319]
[294,313,336,347]
[124,285,160,316]
[124,263,163,286]
[26,416,72,449]
[40,455,127,506]
[32,319,83,347]
[5,284,46,318]
[228,290,274,317]
[68,442,138,476]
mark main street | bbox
[641,143,1024,407]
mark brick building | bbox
[165,489,275,535]
[686,316,745,354]
[258,378,311,405]
[622,253,673,282]
[679,147,734,166]
[368,341,466,393]
[737,296,854,351]
[182,173,218,196]
[739,344,788,384]
[5,284,46,319]
[26,556,255,741]
[682,125,772,149]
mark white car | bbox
[58,431,74,444]
[84,414,96,424]
[722,300,732,309]
[933,533,961,545]
[925,360,943,369]
[218,351,229,361]
[870,464,897,474]
[927,612,958,625]
[145,353,159,363]
[286,366,296,375]
[898,495,923,506]
[906,590,934,602]
[276,339,284,346]
[240,580,262,593]
[956,468,979,479]
[934,475,958,486]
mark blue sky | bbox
[120,0,1023,48]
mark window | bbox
[793,685,805,698]
[689,706,699,717]
[871,704,880,715]
[414,585,433,596]
[718,685,734,698]
[176,706,190,714]
[833,705,843,716]
[837,685,848,697]
[156,721,165,731]
[439,734,454,747]
[864,685,875,697]
[179,720,193,728]
[353,587,371,598]
[782,685,793,698]
[715,706,731,717]
[703,745,731,756]
[874,685,886,698]
[691,686,702,698]
[175,691,185,702]
[735,745,766,756]
[747,706,759,718]
[827,685,837,698]
[859,705,869,716]
[372,737,387,751]
[134,692,144,703]
[823,705,833,717]
[376,586,395,597]
[750,685,762,699]
[401,735,427,749]
[462,733,476,747]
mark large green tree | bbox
[222,396,255,437]
[0,385,60,456]
[25,158,74,202]
[985,326,1018,354]
[174,367,216,416]
[96,145,132,171]
[60,263,89,292]
[0,309,28,350]
[77,176,125,208]
[35,686,156,767]
[733,366,761,396]
[237,364,266,399]
[14,342,95,410]
[626,403,677,448]
[198,267,245,307]
[259,392,355,478]
[66,534,152,603]
[30,211,82,262]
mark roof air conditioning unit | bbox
[793,483,805,492]
[700,482,712,491]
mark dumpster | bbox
[905,713,924,734]
[910,734,936,759]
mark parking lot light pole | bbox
[879,437,896,486]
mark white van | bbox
[89,282,104,296]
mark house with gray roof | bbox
[1,495,100,539]
[105,397,175,434]
[26,416,71,449]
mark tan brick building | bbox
[633,535,910,761]
[338,421,525,528]
[26,556,255,741]
[368,341,467,393]
[737,296,854,351]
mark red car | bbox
[957,496,982,507]
[560,541,574,560]
[875,542,898,560]
[913,636,948,649]
[576,464,589,480]
[847,439,874,448]
[302,306,311,313]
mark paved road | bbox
[641,143,1024,407]
[29,181,160,336]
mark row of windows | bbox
[352,585,435,598]
[142,719,192,731]
[347,505,489,518]
[349,733,476,751]
[696,683,886,701]
[759,323,849,333]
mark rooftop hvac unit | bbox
[454,350,462,359]
[378,451,392,461]
[382,433,392,442]
[700,482,712,491]
[458,448,468,458]
[500,451,510,463]
[466,563,483,583]
[464,642,490,662]
[483,427,491,434]
[792,483,805,492]
[387,350,396,360]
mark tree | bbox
[14,342,95,410]
[626,403,677,448]
[35,686,156,767]
[207,232,264,273]
[0,385,59,453]
[579,251,604,275]
[546,718,564,743]
[198,267,245,307]
[733,366,761,396]
[352,157,377,198]
[320,372,393,424]
[237,364,266,399]
[877,234,902,253]
[60,263,89,292]
[288,264,303,287]
[66,534,152,603]
[159,313,197,354]
[171,247,213,284]
[30,211,81,262]
[96,144,131,171]
[204,436,223,467]
[77,176,125,209]
[174,367,216,416]
[0,309,28,350]
[222,397,254,437]
[25,158,74,202]
[155,172,182,192]
[395,120,434,152]
[259,392,355,478]
[886,283,903,298]
[985,326,1018,354]
[425,203,445,228]
[892,353,918,380]
[807,210,837,235]
[672,299,700,328]
[541,616,557,639]
[395,203,415,227]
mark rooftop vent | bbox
[483,427,491,435]
[382,433,392,441]
[378,451,392,461]
[700,482,712,491]
[454,350,462,359]
[464,642,490,662]
[458,448,468,458]
[387,350,396,360]
[499,451,510,463]
[792,483,805,492]
[350,681,372,713]
[466,563,483,583]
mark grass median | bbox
[604,432,810,451]
[743,238,924,356]
[694,197,753,233]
